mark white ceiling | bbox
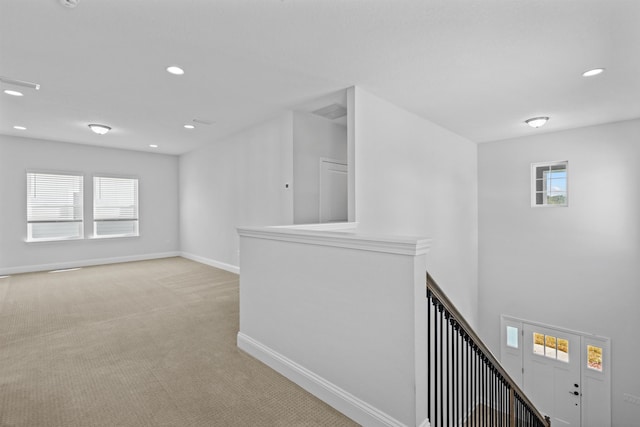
[1,0,638,155]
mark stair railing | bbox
[426,273,551,427]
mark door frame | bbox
[500,315,611,427]
[318,158,348,223]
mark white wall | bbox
[179,113,294,271]
[478,119,640,427]
[353,87,479,324]
[293,111,347,224]
[0,135,179,274]
[237,225,430,427]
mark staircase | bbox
[427,273,550,427]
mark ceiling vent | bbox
[312,103,347,120]
[60,0,79,8]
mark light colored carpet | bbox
[0,257,359,427]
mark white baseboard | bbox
[0,251,181,276]
[237,332,407,427]
[180,252,240,274]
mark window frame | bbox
[531,160,569,207]
[25,169,85,243]
[92,174,140,239]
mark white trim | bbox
[0,251,180,276]
[318,157,348,223]
[530,160,569,207]
[272,221,357,231]
[237,225,431,256]
[501,314,609,341]
[237,332,408,427]
[180,252,240,274]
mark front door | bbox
[522,323,582,426]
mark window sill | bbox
[531,204,568,208]
[25,237,84,244]
[89,234,140,240]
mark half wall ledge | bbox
[237,223,432,427]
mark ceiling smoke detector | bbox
[60,0,79,8]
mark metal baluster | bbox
[434,300,439,427]
[439,303,443,427]
[474,345,478,427]
[427,292,431,425]
[482,356,486,426]
[500,378,504,427]
[472,345,476,427]
[498,375,502,427]
[491,369,495,427]
[445,312,450,427]
[465,332,469,427]
[453,320,457,425]
[480,355,484,426]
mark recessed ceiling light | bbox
[582,68,605,77]
[13,126,27,130]
[4,89,23,96]
[184,124,195,129]
[88,124,111,135]
[149,144,158,148]
[166,66,185,75]
[525,117,549,128]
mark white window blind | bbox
[27,172,84,241]
[93,176,139,237]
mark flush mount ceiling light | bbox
[582,68,605,77]
[525,117,549,128]
[183,124,195,129]
[88,124,111,135]
[4,89,23,97]
[13,126,27,130]
[166,66,185,75]
[149,144,158,148]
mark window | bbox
[26,172,84,241]
[587,345,603,372]
[532,161,568,207]
[506,326,519,348]
[93,176,139,238]
[532,331,569,363]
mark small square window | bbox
[532,161,568,207]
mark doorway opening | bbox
[291,89,351,225]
